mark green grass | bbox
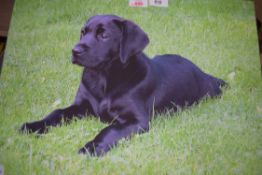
[1,0,262,174]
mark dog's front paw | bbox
[78,141,109,157]
[78,141,97,156]
[19,121,47,134]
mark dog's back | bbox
[150,54,225,111]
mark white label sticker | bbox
[149,0,168,7]
[129,0,148,7]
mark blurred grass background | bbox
[0,0,261,174]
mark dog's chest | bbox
[97,98,119,123]
[82,70,107,99]
[82,68,128,98]
[81,70,124,120]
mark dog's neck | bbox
[87,53,145,75]
[82,53,147,96]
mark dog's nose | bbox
[72,47,82,56]
[72,44,89,55]
[72,47,83,64]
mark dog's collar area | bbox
[84,56,128,73]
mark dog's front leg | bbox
[78,119,149,156]
[20,102,92,134]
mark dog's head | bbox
[71,15,149,68]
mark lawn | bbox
[0,0,262,174]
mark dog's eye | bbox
[101,32,109,39]
[80,27,91,38]
[96,27,104,34]
[80,29,87,38]
[96,28,109,39]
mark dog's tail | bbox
[217,78,229,89]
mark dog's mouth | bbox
[71,54,105,70]
[71,55,81,65]
[71,51,119,71]
[71,55,79,64]
[71,51,89,67]
[71,53,86,66]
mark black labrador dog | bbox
[21,15,226,156]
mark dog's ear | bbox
[113,19,149,64]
